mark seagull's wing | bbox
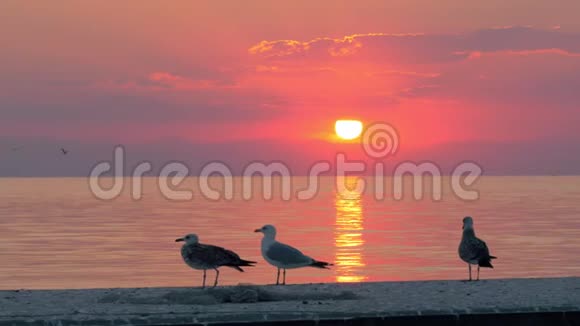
[465,237,491,261]
[200,243,247,266]
[181,243,209,262]
[266,241,312,265]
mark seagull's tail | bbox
[227,259,257,272]
[478,258,495,268]
[239,259,257,266]
[310,260,333,269]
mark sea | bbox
[0,176,579,289]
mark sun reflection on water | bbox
[334,177,367,283]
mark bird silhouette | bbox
[255,224,332,285]
[459,216,497,281]
[176,233,256,288]
[60,148,68,155]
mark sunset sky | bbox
[1,0,580,176]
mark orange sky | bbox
[1,1,580,175]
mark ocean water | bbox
[0,176,579,290]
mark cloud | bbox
[1,69,288,129]
[423,48,580,107]
[463,48,580,59]
[97,71,239,91]
[247,27,580,112]
[249,26,580,64]
[369,70,440,78]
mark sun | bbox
[335,120,363,140]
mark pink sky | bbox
[1,1,580,176]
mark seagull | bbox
[175,233,256,288]
[254,224,332,285]
[458,216,497,281]
[60,148,68,155]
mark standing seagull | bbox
[458,216,497,281]
[255,224,332,285]
[175,234,256,288]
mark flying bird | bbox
[175,233,256,288]
[60,148,68,155]
[458,216,497,281]
[255,224,332,285]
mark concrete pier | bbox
[1,278,579,325]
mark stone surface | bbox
[0,278,579,325]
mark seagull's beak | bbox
[175,238,184,242]
[254,229,262,233]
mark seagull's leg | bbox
[213,268,220,287]
[282,269,286,285]
[202,270,207,288]
[476,266,480,281]
[276,268,280,285]
[468,264,472,281]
